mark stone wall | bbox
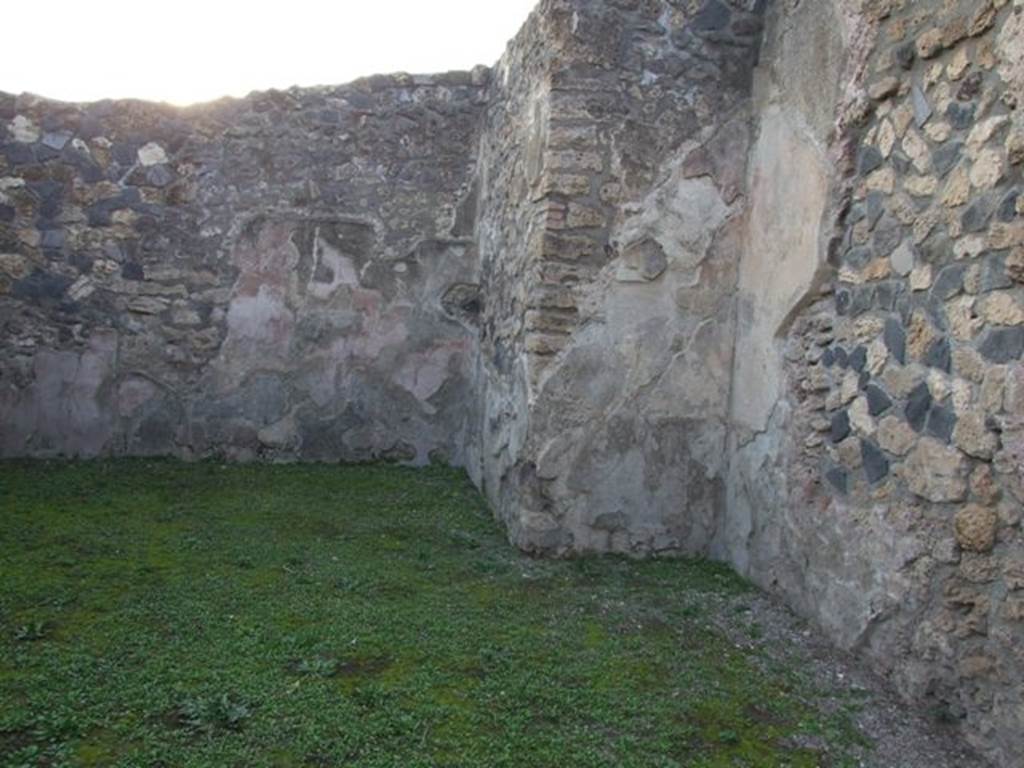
[465,0,557,549]
[721,0,877,633]
[0,75,487,462]
[1,0,1023,764]
[724,1,1024,765]
[473,0,767,554]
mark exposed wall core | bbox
[472,0,767,555]
[1,1,1022,765]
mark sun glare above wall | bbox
[2,0,540,105]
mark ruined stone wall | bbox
[2,0,1023,763]
[724,1,1024,765]
[473,0,767,554]
[0,76,487,462]
[466,1,558,548]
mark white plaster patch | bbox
[137,142,169,166]
[307,229,360,300]
[394,345,460,411]
[620,176,729,272]
[10,115,39,143]
[734,105,830,431]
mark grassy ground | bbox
[0,460,867,768]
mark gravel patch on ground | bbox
[707,589,988,768]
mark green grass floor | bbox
[1,461,867,767]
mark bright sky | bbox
[3,0,539,106]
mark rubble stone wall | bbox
[0,75,488,463]
[724,1,1023,765]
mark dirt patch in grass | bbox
[0,728,36,758]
